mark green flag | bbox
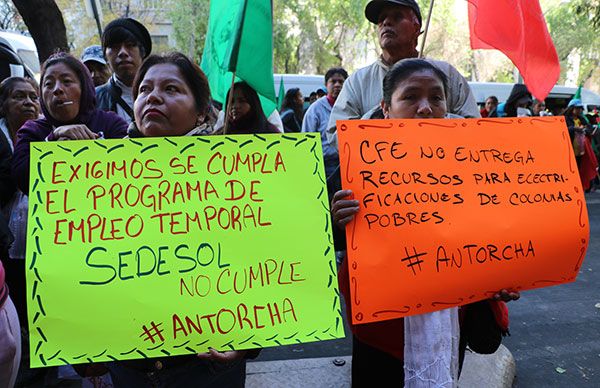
[201,0,276,115]
[277,76,285,110]
[574,85,582,100]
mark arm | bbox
[0,133,15,207]
[326,77,361,152]
[301,104,319,133]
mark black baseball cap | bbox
[365,0,422,25]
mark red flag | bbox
[468,0,560,100]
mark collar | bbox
[113,74,133,96]
[326,95,336,107]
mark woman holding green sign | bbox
[99,52,259,387]
[330,59,520,387]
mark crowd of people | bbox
[478,83,600,192]
[13,0,600,386]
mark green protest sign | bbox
[26,133,343,367]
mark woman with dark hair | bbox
[503,83,532,118]
[219,81,279,134]
[0,76,40,334]
[106,52,257,387]
[280,87,303,132]
[12,53,128,194]
[330,58,518,387]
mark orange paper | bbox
[337,117,590,325]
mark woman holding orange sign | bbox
[330,59,519,387]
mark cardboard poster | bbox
[337,117,590,325]
[26,133,343,367]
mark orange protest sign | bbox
[337,117,590,325]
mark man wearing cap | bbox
[81,45,112,87]
[96,18,152,124]
[326,0,479,149]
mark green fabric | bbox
[574,85,582,100]
[277,77,285,110]
[201,0,276,115]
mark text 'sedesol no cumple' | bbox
[338,117,590,325]
[26,133,343,367]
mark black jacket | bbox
[95,78,134,122]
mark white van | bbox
[0,30,40,80]
[468,82,600,113]
[274,74,324,101]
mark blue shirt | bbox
[301,96,337,161]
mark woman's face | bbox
[295,91,304,107]
[4,81,40,129]
[134,63,202,137]
[485,98,497,112]
[42,63,81,123]
[382,69,447,119]
[229,87,251,122]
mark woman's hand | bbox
[331,189,360,229]
[53,124,99,141]
[197,348,247,363]
[492,289,520,302]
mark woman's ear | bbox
[381,100,390,119]
[196,113,205,126]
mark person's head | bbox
[81,45,111,87]
[282,88,303,111]
[365,0,422,59]
[566,98,584,117]
[381,58,447,119]
[102,18,152,86]
[224,81,273,134]
[316,87,326,98]
[309,92,317,104]
[484,96,498,113]
[40,52,96,125]
[324,67,348,100]
[532,99,546,116]
[504,84,532,117]
[0,77,40,133]
[133,52,210,137]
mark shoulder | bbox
[95,82,112,95]
[18,118,52,141]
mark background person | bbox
[218,81,279,134]
[302,67,348,178]
[81,45,111,87]
[481,95,498,118]
[327,0,480,151]
[280,87,304,132]
[565,98,599,192]
[96,17,152,124]
[503,83,532,117]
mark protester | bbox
[0,76,40,320]
[96,17,152,124]
[481,95,498,118]
[316,87,326,99]
[102,52,258,386]
[218,81,279,134]
[327,0,479,150]
[330,59,517,387]
[565,98,599,192]
[81,45,112,87]
[0,112,20,388]
[532,98,547,116]
[308,91,318,105]
[302,67,348,178]
[503,83,532,117]
[280,88,304,132]
[12,53,128,194]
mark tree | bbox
[168,0,209,62]
[0,2,26,31]
[11,0,69,63]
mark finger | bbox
[81,125,99,139]
[334,207,360,220]
[332,190,353,202]
[337,215,356,226]
[331,199,360,212]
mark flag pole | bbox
[419,0,435,58]
[223,71,236,135]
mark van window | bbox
[17,49,39,74]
